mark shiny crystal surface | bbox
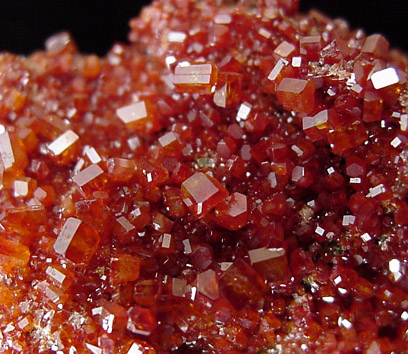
[0,0,408,353]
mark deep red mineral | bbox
[0,0,408,353]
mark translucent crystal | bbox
[0,131,15,170]
[258,28,271,39]
[172,277,187,297]
[276,78,315,114]
[267,58,288,82]
[197,269,219,300]
[84,146,101,163]
[191,245,213,271]
[6,205,46,232]
[134,279,161,306]
[53,217,100,264]
[213,72,242,108]
[158,132,182,157]
[47,130,79,156]
[214,192,247,230]
[167,31,187,43]
[14,180,29,197]
[72,163,104,187]
[363,91,383,122]
[299,35,321,60]
[152,211,173,234]
[181,172,228,218]
[274,41,296,58]
[361,34,389,59]
[302,109,329,141]
[342,215,356,226]
[128,201,152,230]
[96,299,127,339]
[37,280,68,305]
[124,341,156,354]
[292,56,302,67]
[127,306,158,336]
[173,63,218,94]
[390,137,402,148]
[248,247,285,264]
[45,265,74,289]
[182,239,192,254]
[85,344,102,354]
[248,247,287,281]
[110,253,141,284]
[219,259,267,309]
[116,216,135,233]
[107,158,135,182]
[45,31,74,53]
[214,13,232,24]
[0,237,30,271]
[134,159,169,188]
[117,101,147,124]
[116,100,161,133]
[400,114,408,131]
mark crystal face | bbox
[1,0,408,353]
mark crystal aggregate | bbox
[0,0,408,353]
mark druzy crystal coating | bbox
[1,0,408,353]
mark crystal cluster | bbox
[0,0,408,353]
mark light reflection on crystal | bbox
[116,101,148,125]
[72,163,104,187]
[371,67,399,89]
[0,131,15,170]
[248,247,285,264]
[167,31,187,43]
[267,58,288,81]
[47,130,79,156]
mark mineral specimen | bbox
[0,0,408,353]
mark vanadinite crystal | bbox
[1,0,408,353]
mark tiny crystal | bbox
[84,146,101,163]
[173,63,217,94]
[167,31,187,42]
[181,172,228,218]
[53,217,100,264]
[214,13,232,24]
[72,163,104,187]
[371,67,399,89]
[116,216,136,233]
[267,58,288,81]
[274,41,296,58]
[276,78,315,114]
[117,101,147,125]
[197,269,219,300]
[47,130,79,156]
[0,131,15,170]
[236,102,252,121]
[342,215,356,226]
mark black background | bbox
[0,0,406,56]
